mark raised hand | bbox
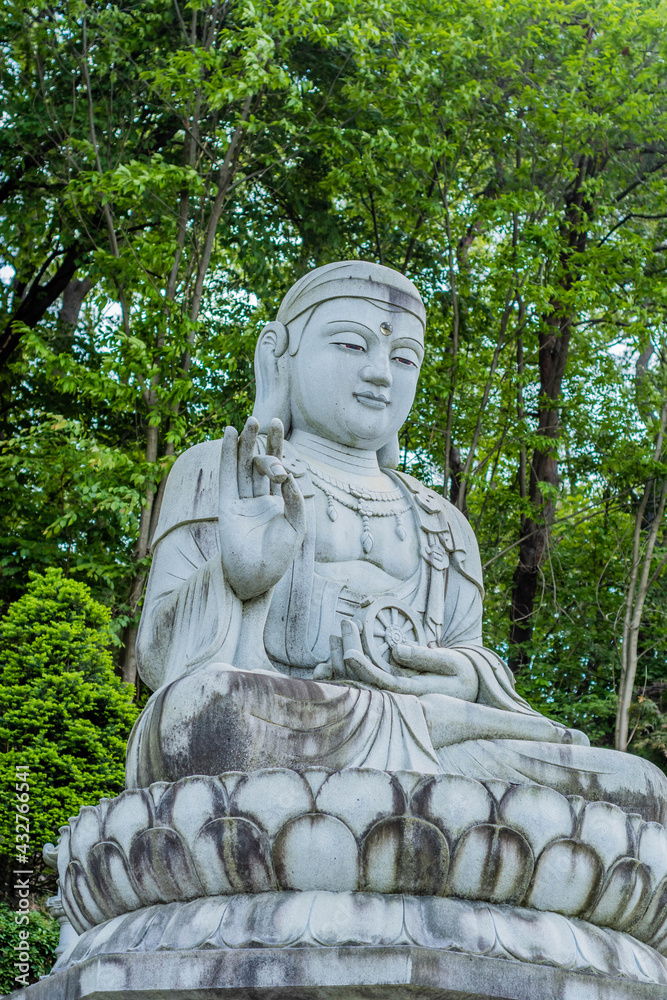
[218,416,306,601]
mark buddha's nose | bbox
[361,362,391,387]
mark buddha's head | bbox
[252,261,426,467]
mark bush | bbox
[0,902,59,992]
[0,569,139,900]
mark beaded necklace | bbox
[305,463,410,554]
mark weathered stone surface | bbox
[11,946,667,1000]
[527,838,603,916]
[272,813,358,891]
[447,823,533,905]
[56,766,667,959]
[15,892,667,1000]
[361,816,449,894]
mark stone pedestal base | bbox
[8,946,667,1000]
[9,891,667,1000]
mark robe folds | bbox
[126,437,667,824]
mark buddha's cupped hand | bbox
[337,620,590,748]
[338,619,478,702]
[219,417,306,601]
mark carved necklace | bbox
[306,463,410,554]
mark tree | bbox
[3,0,667,768]
[0,569,139,900]
[0,0,409,681]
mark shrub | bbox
[0,569,139,899]
[0,902,59,992]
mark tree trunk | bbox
[118,98,252,685]
[615,399,667,751]
[508,155,594,673]
[0,243,83,368]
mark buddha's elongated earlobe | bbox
[252,322,291,433]
[377,435,400,470]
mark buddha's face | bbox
[288,297,424,450]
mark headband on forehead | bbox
[276,260,426,329]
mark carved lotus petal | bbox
[103,789,152,858]
[301,767,333,798]
[218,771,245,797]
[231,768,314,838]
[87,842,142,919]
[403,894,496,952]
[68,805,102,869]
[309,889,404,946]
[527,839,603,916]
[587,857,652,932]
[361,817,449,895]
[273,814,358,891]
[391,770,427,799]
[59,908,124,967]
[129,827,203,904]
[157,775,227,845]
[111,906,166,954]
[56,766,667,946]
[148,781,171,811]
[60,865,87,935]
[220,891,312,949]
[486,906,578,970]
[631,875,667,954]
[639,822,667,884]
[194,817,275,895]
[316,768,405,839]
[57,826,71,888]
[498,784,574,857]
[157,896,230,951]
[578,800,633,869]
[447,824,533,905]
[136,898,180,951]
[410,774,494,840]
[482,779,511,804]
[66,860,108,929]
[649,909,667,956]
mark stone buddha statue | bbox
[125,260,666,823]
[41,262,667,1000]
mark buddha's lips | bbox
[354,391,390,408]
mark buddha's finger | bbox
[266,418,284,496]
[281,473,305,536]
[253,455,288,484]
[252,455,285,497]
[266,418,284,458]
[238,417,259,498]
[342,642,395,690]
[219,426,239,501]
[341,618,363,658]
[392,643,459,675]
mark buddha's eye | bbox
[334,341,366,352]
[393,355,418,368]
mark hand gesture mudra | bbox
[219,416,305,601]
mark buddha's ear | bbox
[252,321,291,433]
[377,435,400,470]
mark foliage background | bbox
[0,571,139,900]
[0,904,59,991]
[2,0,667,915]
